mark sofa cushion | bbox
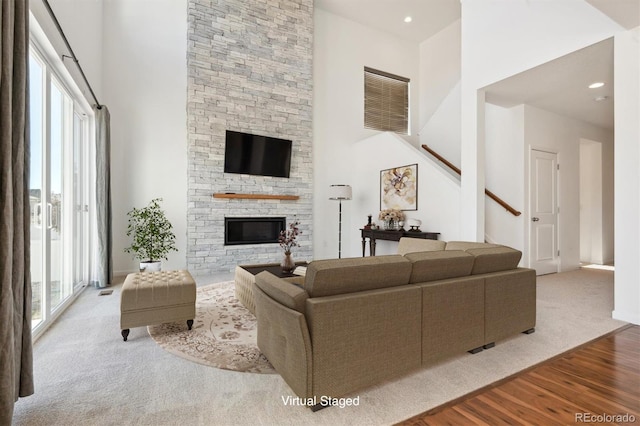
[404,250,474,283]
[466,246,522,274]
[397,237,446,255]
[255,271,309,314]
[304,255,412,297]
[445,241,501,251]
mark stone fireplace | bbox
[186,0,313,274]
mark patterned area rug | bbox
[148,281,275,374]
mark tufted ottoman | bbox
[120,270,196,341]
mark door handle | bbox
[47,203,53,229]
[532,217,540,222]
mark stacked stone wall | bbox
[187,0,313,273]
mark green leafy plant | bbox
[124,198,177,263]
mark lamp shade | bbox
[328,184,352,200]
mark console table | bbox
[360,229,440,257]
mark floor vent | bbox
[98,289,114,296]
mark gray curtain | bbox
[0,0,35,423]
[95,106,112,287]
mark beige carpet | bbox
[12,268,628,425]
[148,281,275,374]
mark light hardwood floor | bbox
[398,325,640,425]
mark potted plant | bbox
[124,198,177,272]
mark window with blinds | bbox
[364,67,409,135]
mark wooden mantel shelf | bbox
[213,193,299,201]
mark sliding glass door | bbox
[29,46,91,336]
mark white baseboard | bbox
[113,269,138,282]
[484,233,497,244]
[612,309,640,325]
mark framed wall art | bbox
[380,163,418,211]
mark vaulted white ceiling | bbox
[315,0,638,43]
[585,0,640,29]
[315,0,460,43]
[484,38,614,130]
[314,0,636,130]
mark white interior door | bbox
[530,149,559,275]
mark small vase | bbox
[281,251,295,274]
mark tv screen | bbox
[224,130,292,178]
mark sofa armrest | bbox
[254,284,313,398]
[255,271,308,314]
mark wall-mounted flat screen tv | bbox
[224,130,292,178]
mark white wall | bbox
[485,101,614,271]
[102,0,188,275]
[459,0,622,241]
[613,27,640,324]
[420,82,462,170]
[351,133,461,257]
[580,140,604,264]
[522,105,613,272]
[418,19,462,172]
[461,0,621,91]
[38,0,188,276]
[36,0,104,104]
[419,19,461,136]
[484,103,525,252]
[313,8,420,259]
[441,97,614,272]
[460,0,639,324]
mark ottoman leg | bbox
[187,319,193,330]
[121,329,130,342]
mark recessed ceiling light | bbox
[588,82,605,89]
[404,16,412,23]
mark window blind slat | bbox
[364,67,409,135]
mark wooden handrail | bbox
[421,144,522,217]
[484,189,521,217]
[422,144,461,176]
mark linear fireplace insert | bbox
[224,217,286,245]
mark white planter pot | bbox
[140,261,161,272]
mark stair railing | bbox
[421,144,522,217]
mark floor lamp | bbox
[329,184,352,259]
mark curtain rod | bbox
[42,0,102,109]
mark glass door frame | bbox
[29,30,95,341]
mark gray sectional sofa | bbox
[253,239,536,408]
